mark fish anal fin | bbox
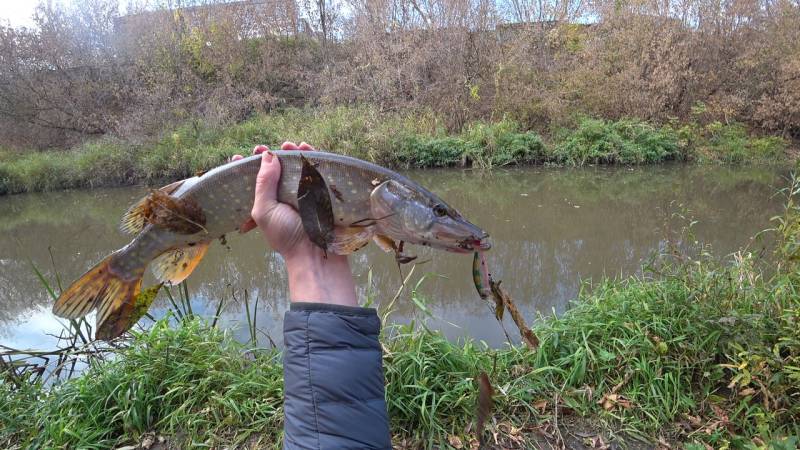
[329,226,374,255]
[151,241,210,285]
[373,234,397,253]
[120,180,188,235]
[129,283,163,324]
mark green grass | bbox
[673,121,789,164]
[0,107,789,195]
[1,179,798,449]
[553,118,682,165]
[3,192,800,449]
[1,320,285,449]
[3,260,799,448]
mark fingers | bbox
[236,142,312,160]
[238,217,257,234]
[230,144,270,163]
[251,151,281,226]
[281,141,314,151]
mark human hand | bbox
[231,142,357,306]
[232,142,314,256]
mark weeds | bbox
[0,108,788,195]
[2,181,799,448]
[674,120,789,163]
[553,118,682,165]
[2,321,284,449]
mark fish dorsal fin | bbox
[120,196,151,235]
[120,180,186,235]
[328,226,375,255]
[151,241,210,285]
[158,179,187,196]
[121,189,207,235]
[373,234,397,253]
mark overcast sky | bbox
[0,0,43,27]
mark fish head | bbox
[370,179,491,253]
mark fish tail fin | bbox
[53,252,148,341]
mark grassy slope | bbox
[0,107,789,195]
[2,193,799,449]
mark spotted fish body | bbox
[116,151,405,274]
[53,150,490,340]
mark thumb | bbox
[252,151,281,222]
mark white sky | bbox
[0,0,44,28]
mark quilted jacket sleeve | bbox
[282,302,392,450]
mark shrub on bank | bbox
[462,120,548,167]
[0,107,790,195]
[393,119,547,168]
[553,118,682,165]
[674,121,789,163]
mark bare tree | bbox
[1,0,799,149]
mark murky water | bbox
[0,165,788,349]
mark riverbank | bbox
[2,189,799,449]
[0,107,791,195]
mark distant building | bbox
[114,0,303,52]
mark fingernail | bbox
[265,151,274,163]
[254,145,269,155]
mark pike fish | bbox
[53,150,491,340]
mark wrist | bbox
[284,245,357,307]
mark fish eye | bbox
[433,204,447,217]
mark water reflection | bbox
[0,165,787,349]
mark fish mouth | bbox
[453,232,492,253]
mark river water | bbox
[0,165,789,350]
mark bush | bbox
[393,119,547,168]
[554,118,681,165]
[677,121,789,163]
[394,135,470,168]
[0,108,789,195]
[462,119,548,167]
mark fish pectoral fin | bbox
[373,234,397,253]
[297,155,335,252]
[328,226,374,255]
[120,180,187,235]
[151,241,210,285]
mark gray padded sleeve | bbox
[283,302,391,450]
